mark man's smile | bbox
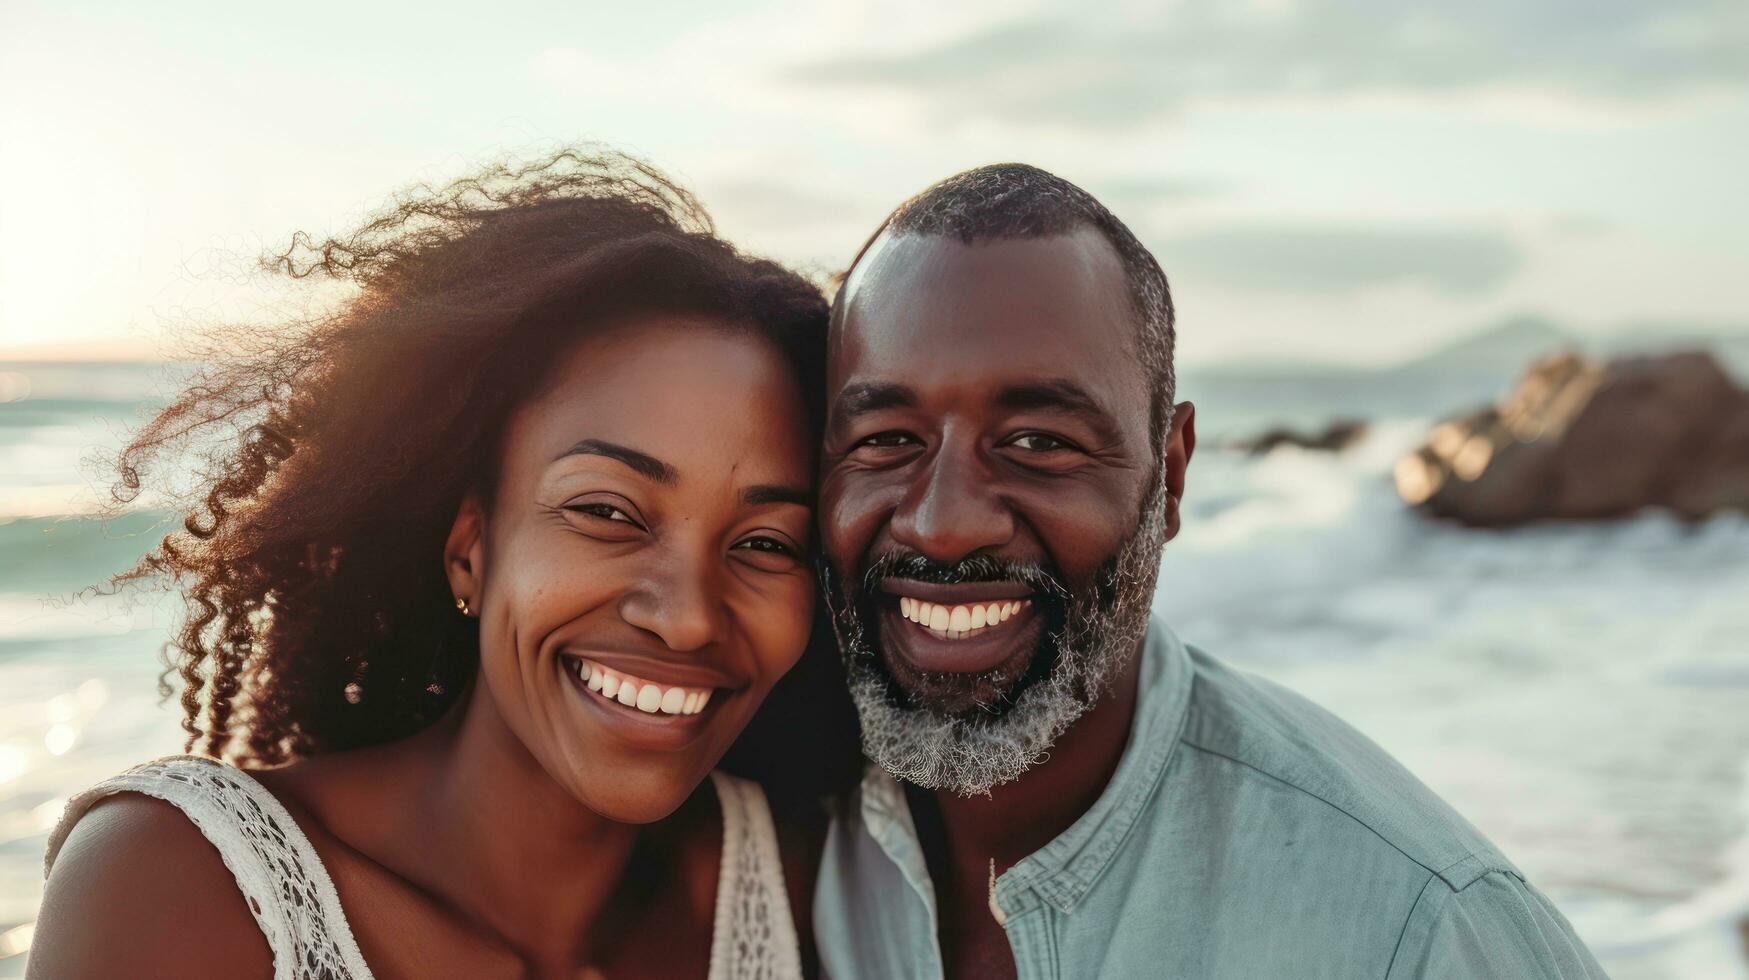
[876,578,1045,676]
[896,595,1032,641]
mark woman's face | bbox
[448,316,816,823]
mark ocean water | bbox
[2,359,1746,977]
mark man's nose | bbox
[618,550,726,653]
[889,440,1014,562]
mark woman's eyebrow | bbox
[554,442,806,506]
[553,439,677,485]
[743,484,812,507]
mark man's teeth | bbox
[568,658,714,716]
[896,596,1032,640]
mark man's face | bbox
[821,228,1191,796]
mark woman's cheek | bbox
[755,577,816,680]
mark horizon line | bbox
[0,339,168,362]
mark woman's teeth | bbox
[567,658,714,716]
[897,596,1031,640]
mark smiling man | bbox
[812,165,1604,978]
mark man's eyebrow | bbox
[742,484,813,508]
[829,382,917,427]
[553,439,677,485]
[996,379,1123,436]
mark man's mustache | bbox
[857,549,1070,601]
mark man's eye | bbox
[1007,433,1075,453]
[855,431,917,450]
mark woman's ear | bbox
[444,494,487,614]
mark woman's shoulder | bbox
[35,753,376,979]
[707,771,819,979]
[33,788,274,978]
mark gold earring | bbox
[455,595,472,616]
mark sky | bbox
[2,0,1747,367]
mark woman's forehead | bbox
[508,318,813,486]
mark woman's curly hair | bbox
[111,147,840,768]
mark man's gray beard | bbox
[826,467,1171,798]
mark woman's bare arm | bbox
[28,794,273,979]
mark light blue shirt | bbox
[813,617,1604,978]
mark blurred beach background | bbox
[4,1,1748,976]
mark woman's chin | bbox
[568,769,709,825]
[533,738,720,825]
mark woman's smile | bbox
[556,652,725,752]
[566,656,720,716]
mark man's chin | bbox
[876,630,1051,717]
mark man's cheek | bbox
[1023,497,1135,582]
[820,479,891,568]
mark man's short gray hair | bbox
[833,163,1177,451]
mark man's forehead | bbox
[833,227,1142,389]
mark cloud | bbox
[1550,214,1614,238]
[790,0,1749,127]
[704,177,867,226]
[1086,176,1233,217]
[1155,225,1522,295]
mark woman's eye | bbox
[734,536,797,557]
[565,502,643,527]
[732,535,802,570]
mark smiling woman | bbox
[448,315,822,822]
[25,147,854,980]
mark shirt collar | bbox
[857,755,939,917]
[857,616,1194,915]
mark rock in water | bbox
[1395,350,1749,525]
[1231,418,1369,456]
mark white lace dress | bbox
[45,755,803,980]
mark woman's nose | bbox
[617,550,727,652]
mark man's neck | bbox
[925,647,1143,873]
[904,646,1145,978]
